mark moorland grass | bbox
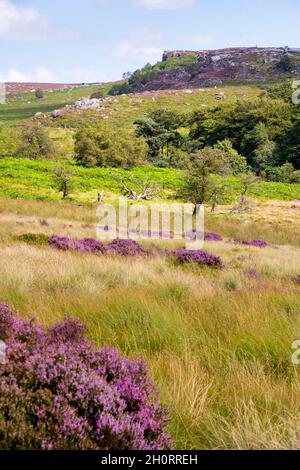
[1,199,300,449]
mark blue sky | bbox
[0,0,299,83]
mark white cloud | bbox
[0,67,57,82]
[113,28,163,64]
[0,0,48,40]
[0,0,80,41]
[132,0,195,10]
[114,40,162,62]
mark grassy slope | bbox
[1,158,300,204]
[0,83,111,124]
[1,197,300,449]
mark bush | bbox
[74,123,148,168]
[234,239,269,248]
[17,125,55,160]
[174,249,224,268]
[35,89,44,99]
[18,233,50,245]
[0,303,172,450]
[108,239,149,257]
[90,92,103,100]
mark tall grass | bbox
[1,199,300,449]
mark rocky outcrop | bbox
[142,47,300,91]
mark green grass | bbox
[0,84,109,124]
[1,157,300,204]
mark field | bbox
[1,197,300,449]
[1,76,300,450]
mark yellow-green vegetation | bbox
[1,158,300,204]
[1,197,300,449]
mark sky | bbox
[0,0,299,83]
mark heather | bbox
[0,303,171,450]
[234,239,269,248]
[174,248,224,268]
[1,199,300,450]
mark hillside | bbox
[117,47,300,93]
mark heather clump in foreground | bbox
[234,239,269,248]
[174,249,224,268]
[0,303,172,450]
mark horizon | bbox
[1,0,300,84]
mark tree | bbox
[74,123,148,168]
[276,55,295,73]
[53,165,74,198]
[232,174,259,212]
[17,125,54,160]
[182,147,229,208]
[35,88,44,99]
[214,139,249,175]
[134,109,183,164]
[242,123,276,174]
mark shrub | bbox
[76,238,107,254]
[90,92,103,100]
[204,232,223,242]
[75,123,148,168]
[234,239,269,248]
[0,303,172,450]
[18,233,50,245]
[108,239,149,257]
[35,89,44,99]
[174,249,224,268]
[49,235,77,251]
[17,125,54,160]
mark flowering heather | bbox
[185,231,223,242]
[0,303,172,450]
[76,238,107,254]
[49,235,77,251]
[174,249,224,268]
[108,239,149,257]
[204,232,223,242]
[234,239,269,248]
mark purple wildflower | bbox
[174,249,224,268]
[76,238,107,254]
[0,303,172,451]
[49,235,77,251]
[234,239,269,248]
[108,239,148,257]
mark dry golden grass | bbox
[1,197,300,449]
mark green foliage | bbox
[110,55,198,95]
[266,163,300,183]
[214,139,249,175]
[17,125,55,160]
[17,233,49,245]
[276,55,295,73]
[242,123,276,174]
[266,81,293,103]
[74,122,148,168]
[181,147,230,205]
[53,164,74,198]
[134,109,183,164]
[188,97,293,172]
[0,125,20,157]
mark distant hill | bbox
[5,82,102,96]
[114,47,300,94]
